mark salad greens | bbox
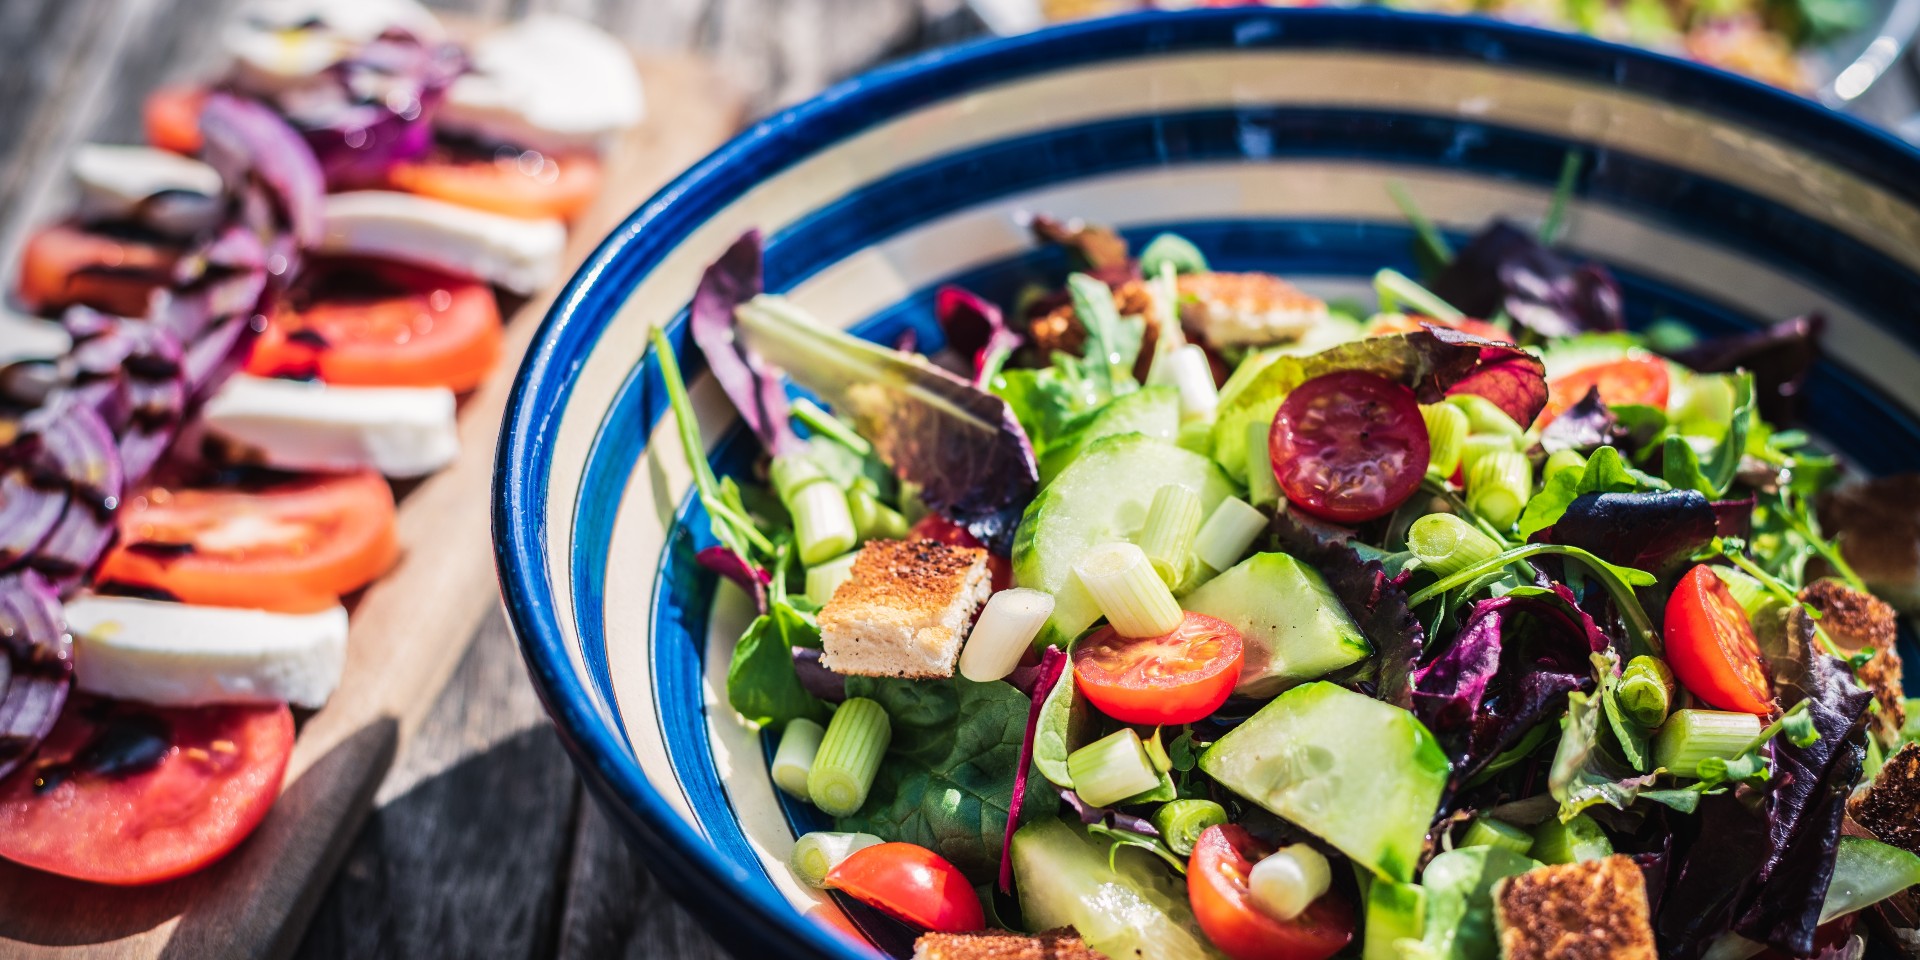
[651,200,1916,959]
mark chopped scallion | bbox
[789,831,882,888]
[772,718,825,801]
[1446,393,1525,439]
[1075,541,1184,638]
[1167,345,1220,423]
[1421,403,1469,479]
[1467,449,1532,531]
[958,587,1055,682]
[1654,709,1763,779]
[1530,813,1611,865]
[1543,448,1587,484]
[1244,420,1282,508]
[1137,484,1205,589]
[805,551,860,608]
[1461,817,1533,854]
[1408,513,1503,579]
[846,487,909,542]
[1153,799,1228,856]
[1194,496,1268,573]
[1066,728,1162,807]
[1618,655,1676,728]
[790,397,871,456]
[807,697,891,816]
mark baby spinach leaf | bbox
[1417,846,1544,960]
[726,601,826,731]
[838,675,1055,882]
[1033,662,1097,789]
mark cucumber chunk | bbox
[1364,877,1427,960]
[1039,386,1179,484]
[1199,682,1448,882]
[1012,816,1222,960]
[1012,434,1237,647]
[1181,552,1371,697]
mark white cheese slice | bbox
[224,0,446,94]
[318,191,566,294]
[438,14,645,155]
[202,374,459,478]
[0,308,73,366]
[68,595,349,709]
[71,144,224,236]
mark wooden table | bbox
[2,2,1917,957]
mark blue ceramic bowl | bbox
[494,9,1920,958]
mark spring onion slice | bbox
[959,588,1055,682]
[1137,484,1204,588]
[805,551,860,608]
[1408,513,1503,579]
[1461,817,1533,854]
[1194,496,1268,573]
[807,697,891,817]
[1153,799,1228,857]
[1421,403,1468,479]
[772,718,826,801]
[1467,450,1532,531]
[789,831,883,888]
[1075,542,1184,638]
[1653,709,1763,778]
[1066,729,1162,808]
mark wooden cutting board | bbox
[0,53,745,960]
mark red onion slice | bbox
[199,93,326,248]
[0,570,71,781]
[1001,645,1067,893]
[0,468,64,570]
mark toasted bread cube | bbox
[1494,855,1657,960]
[1853,742,1920,857]
[913,929,1105,960]
[818,538,991,679]
[1801,578,1906,743]
[1177,272,1328,348]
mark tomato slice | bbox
[1072,612,1244,725]
[1665,564,1774,715]
[97,471,398,612]
[381,148,603,221]
[0,697,293,885]
[824,842,985,933]
[1367,313,1511,343]
[1269,370,1430,524]
[144,86,208,156]
[1538,356,1670,428]
[247,258,503,391]
[910,514,1012,592]
[1188,825,1355,960]
[16,223,183,317]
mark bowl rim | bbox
[492,8,1920,958]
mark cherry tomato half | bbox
[381,148,604,221]
[1538,356,1671,428]
[824,842,985,933]
[911,514,1011,592]
[1188,825,1355,960]
[1072,612,1244,725]
[1367,313,1512,343]
[1665,564,1774,715]
[247,258,502,391]
[0,697,293,885]
[1269,370,1430,524]
[16,223,183,317]
[97,471,399,612]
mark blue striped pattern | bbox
[495,9,1920,959]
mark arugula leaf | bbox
[1067,273,1143,397]
[1592,652,1652,771]
[1662,435,1713,496]
[1548,688,1683,818]
[1704,373,1756,496]
[1516,445,1649,539]
[838,675,1054,881]
[725,598,826,731]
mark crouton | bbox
[1852,742,1920,857]
[1800,578,1905,743]
[913,929,1105,960]
[817,538,991,679]
[1027,279,1165,373]
[1493,855,1657,960]
[1817,476,1920,614]
[1177,272,1328,348]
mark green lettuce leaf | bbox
[1517,446,1653,539]
[725,600,827,731]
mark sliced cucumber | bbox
[1039,386,1179,484]
[1012,434,1237,647]
[1364,877,1427,960]
[1199,682,1448,882]
[1012,816,1223,960]
[1181,552,1371,697]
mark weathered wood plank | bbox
[291,614,583,960]
[554,800,733,960]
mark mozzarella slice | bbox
[202,375,459,478]
[319,191,566,294]
[224,0,446,93]
[68,595,349,709]
[71,143,224,237]
[0,308,73,366]
[438,15,645,155]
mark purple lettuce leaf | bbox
[1413,584,1606,789]
[298,36,463,188]
[0,570,71,781]
[790,647,845,704]
[1002,645,1067,893]
[935,285,1022,387]
[686,230,802,458]
[198,93,326,248]
[1710,496,1756,542]
[1427,220,1625,339]
[1269,510,1425,709]
[1058,787,1158,836]
[1539,386,1616,454]
[1657,653,1872,957]
[1547,490,1718,581]
[1671,314,1823,425]
[730,284,1038,551]
[696,544,771,614]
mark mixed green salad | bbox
[651,174,1920,960]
